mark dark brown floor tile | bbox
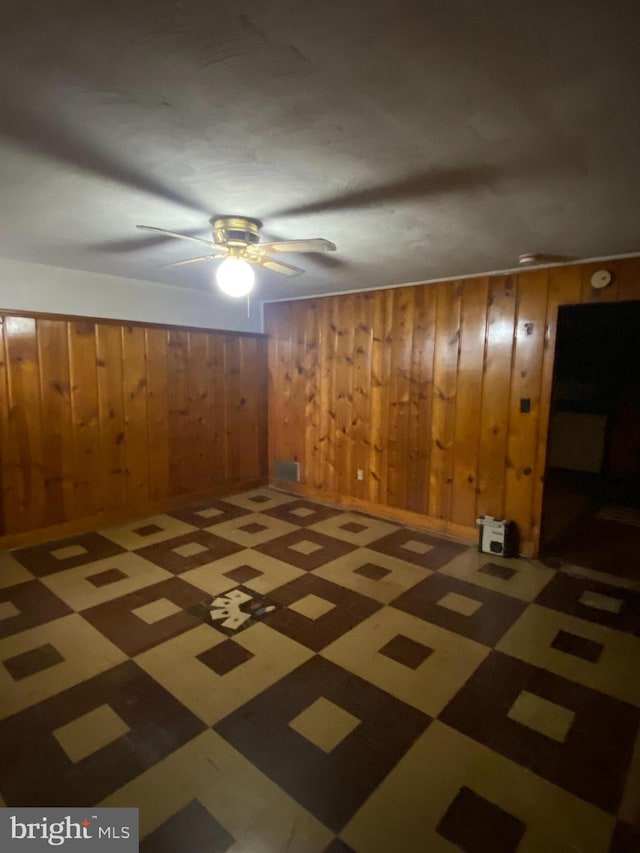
[323,840,357,853]
[237,522,269,534]
[140,799,234,852]
[439,650,640,813]
[0,580,72,638]
[223,565,263,584]
[133,524,164,537]
[134,530,243,575]
[265,574,381,651]
[81,577,213,656]
[379,634,433,669]
[436,785,525,853]
[551,629,604,663]
[261,500,344,527]
[391,573,527,646]
[609,821,640,853]
[254,530,357,572]
[11,534,126,578]
[340,522,369,534]
[197,639,254,676]
[536,572,640,636]
[367,529,466,570]
[480,562,517,581]
[214,656,429,832]
[0,660,205,807]
[3,642,65,681]
[87,568,129,588]
[168,499,252,529]
[354,562,392,581]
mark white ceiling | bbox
[0,0,638,301]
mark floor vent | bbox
[274,460,300,482]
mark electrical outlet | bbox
[356,468,365,481]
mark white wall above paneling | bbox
[0,257,261,332]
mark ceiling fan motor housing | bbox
[213,216,262,247]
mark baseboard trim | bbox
[0,477,268,549]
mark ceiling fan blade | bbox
[257,257,305,277]
[257,238,336,254]
[162,250,229,268]
[83,228,209,253]
[136,225,219,249]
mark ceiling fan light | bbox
[216,257,255,297]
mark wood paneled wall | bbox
[265,256,640,556]
[0,312,268,546]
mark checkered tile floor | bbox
[1,488,639,851]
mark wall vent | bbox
[274,460,300,483]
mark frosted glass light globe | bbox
[216,258,255,297]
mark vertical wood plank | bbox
[206,333,228,485]
[96,323,127,513]
[166,329,189,496]
[428,281,461,519]
[334,295,356,497]
[504,269,549,547]
[351,293,375,502]
[368,291,391,505]
[37,319,74,525]
[224,335,243,485]
[121,325,149,510]
[451,277,489,526]
[145,327,170,502]
[304,301,323,490]
[186,331,209,491]
[476,275,518,518]
[318,298,338,493]
[406,284,437,515]
[386,287,415,509]
[67,321,103,519]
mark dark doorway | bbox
[541,300,640,579]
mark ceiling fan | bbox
[136,216,336,297]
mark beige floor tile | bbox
[289,697,360,753]
[181,549,305,597]
[289,539,324,555]
[507,690,575,743]
[53,703,130,763]
[342,721,615,853]
[172,542,210,558]
[100,729,332,852]
[0,614,126,719]
[289,594,336,620]
[496,604,640,706]
[400,539,434,555]
[313,547,431,604]
[0,551,34,588]
[135,622,312,725]
[0,601,21,621]
[100,514,197,550]
[308,512,399,546]
[42,552,173,611]
[207,513,298,547]
[222,489,299,512]
[131,598,183,625]
[51,544,88,560]
[437,591,483,616]
[322,607,489,716]
[439,547,556,601]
